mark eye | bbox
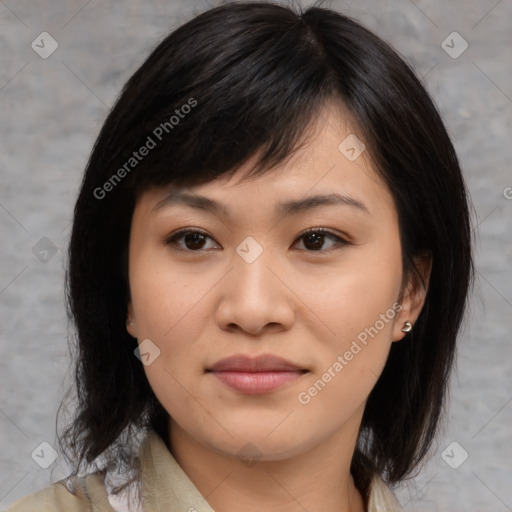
[166,228,220,251]
[293,228,349,252]
[165,227,350,253]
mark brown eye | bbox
[166,229,219,251]
[295,229,349,252]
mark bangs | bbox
[100,3,339,195]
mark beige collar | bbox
[139,430,215,511]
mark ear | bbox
[126,301,138,339]
[392,254,432,342]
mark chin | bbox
[199,421,312,459]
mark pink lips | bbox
[207,354,307,394]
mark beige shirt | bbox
[7,431,403,511]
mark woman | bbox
[8,2,473,511]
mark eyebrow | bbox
[153,190,370,217]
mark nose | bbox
[214,250,295,336]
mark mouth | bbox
[206,354,308,394]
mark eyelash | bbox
[165,227,350,253]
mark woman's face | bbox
[127,108,428,462]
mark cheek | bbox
[130,262,210,421]
[295,243,402,338]
[129,248,212,340]
[128,250,220,393]
[293,240,402,397]
[296,298,400,423]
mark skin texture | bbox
[126,107,432,512]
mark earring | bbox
[127,320,134,326]
[401,321,412,333]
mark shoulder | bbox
[6,474,114,512]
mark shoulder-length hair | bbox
[61,1,474,497]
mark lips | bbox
[208,354,305,372]
[207,354,307,394]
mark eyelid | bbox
[298,227,350,243]
[167,226,210,239]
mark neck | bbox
[168,419,366,512]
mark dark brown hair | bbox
[61,0,474,500]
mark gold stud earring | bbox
[401,321,412,333]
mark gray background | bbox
[1,0,511,510]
